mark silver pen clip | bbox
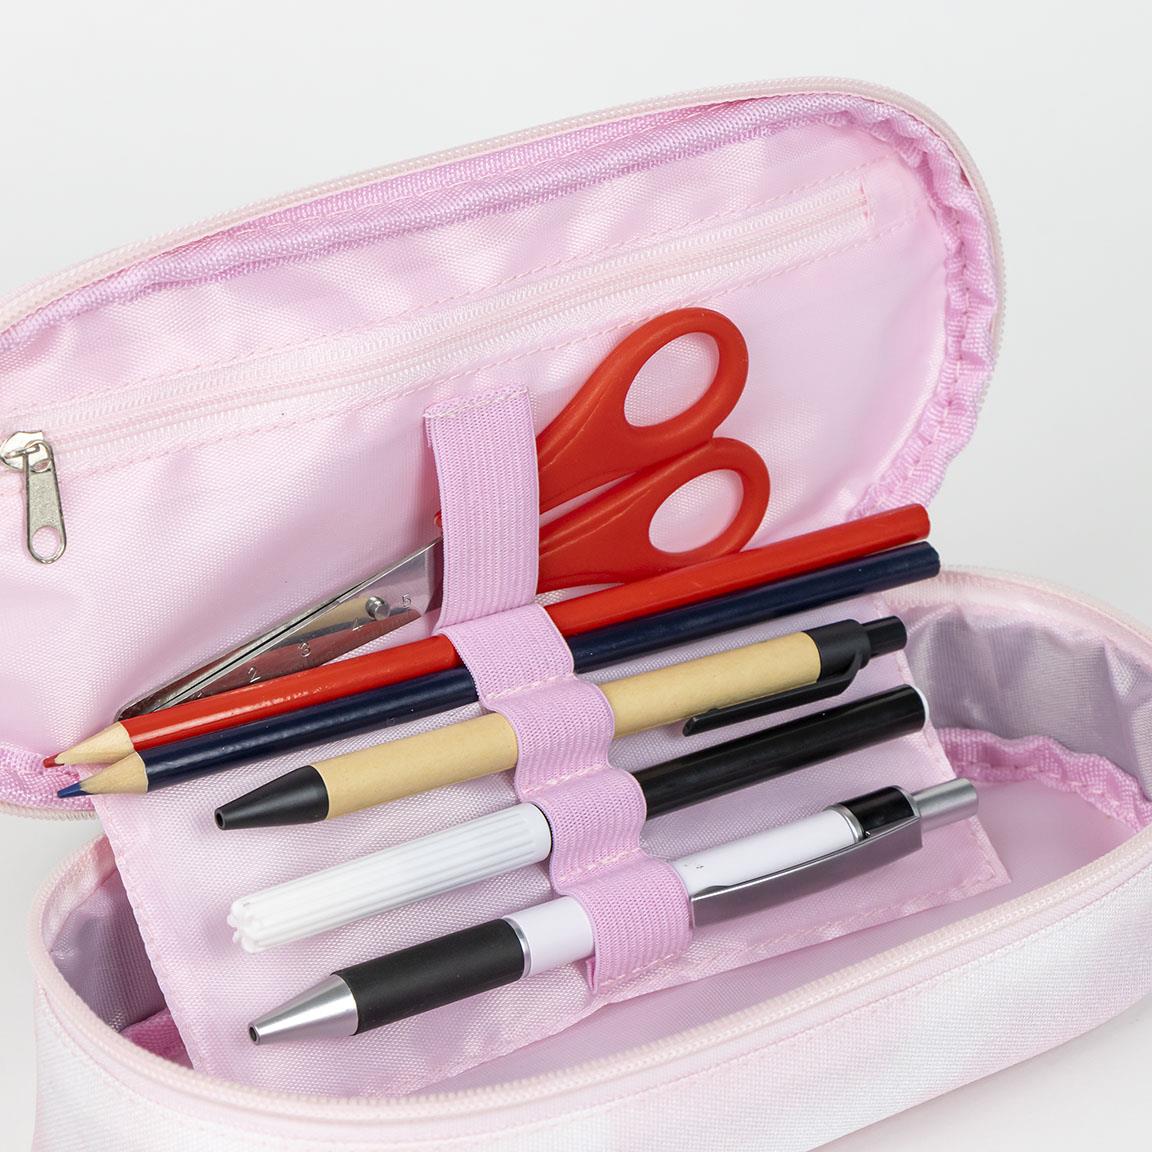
[691,781,977,928]
[691,814,921,927]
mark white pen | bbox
[248,779,977,1044]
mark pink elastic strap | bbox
[423,387,540,628]
[425,388,692,988]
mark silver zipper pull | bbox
[1,431,68,564]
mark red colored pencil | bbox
[48,505,929,765]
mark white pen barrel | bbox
[229,803,554,951]
[496,812,861,979]
[673,808,860,899]
[504,897,597,976]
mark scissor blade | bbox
[118,540,443,718]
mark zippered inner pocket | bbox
[2,159,910,489]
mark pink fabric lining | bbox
[0,93,999,767]
[120,1009,192,1068]
[0,89,1012,1096]
[0,95,995,528]
[429,388,692,987]
[0,96,993,403]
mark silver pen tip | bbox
[247,974,359,1045]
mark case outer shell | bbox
[6,81,1149,1150]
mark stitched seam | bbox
[597,946,686,990]
[424,385,528,418]
[233,159,883,362]
[523,759,615,791]
[554,845,643,882]
[9,185,870,445]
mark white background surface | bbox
[1,1,1149,1147]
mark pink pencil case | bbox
[4,79,1152,1151]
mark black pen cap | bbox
[863,616,907,660]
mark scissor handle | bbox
[536,437,770,593]
[535,308,750,513]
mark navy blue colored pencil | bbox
[60,541,939,796]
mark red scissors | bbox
[121,308,769,716]
[534,306,769,589]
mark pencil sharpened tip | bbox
[56,781,85,799]
[44,755,59,768]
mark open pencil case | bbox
[4,78,1152,1152]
